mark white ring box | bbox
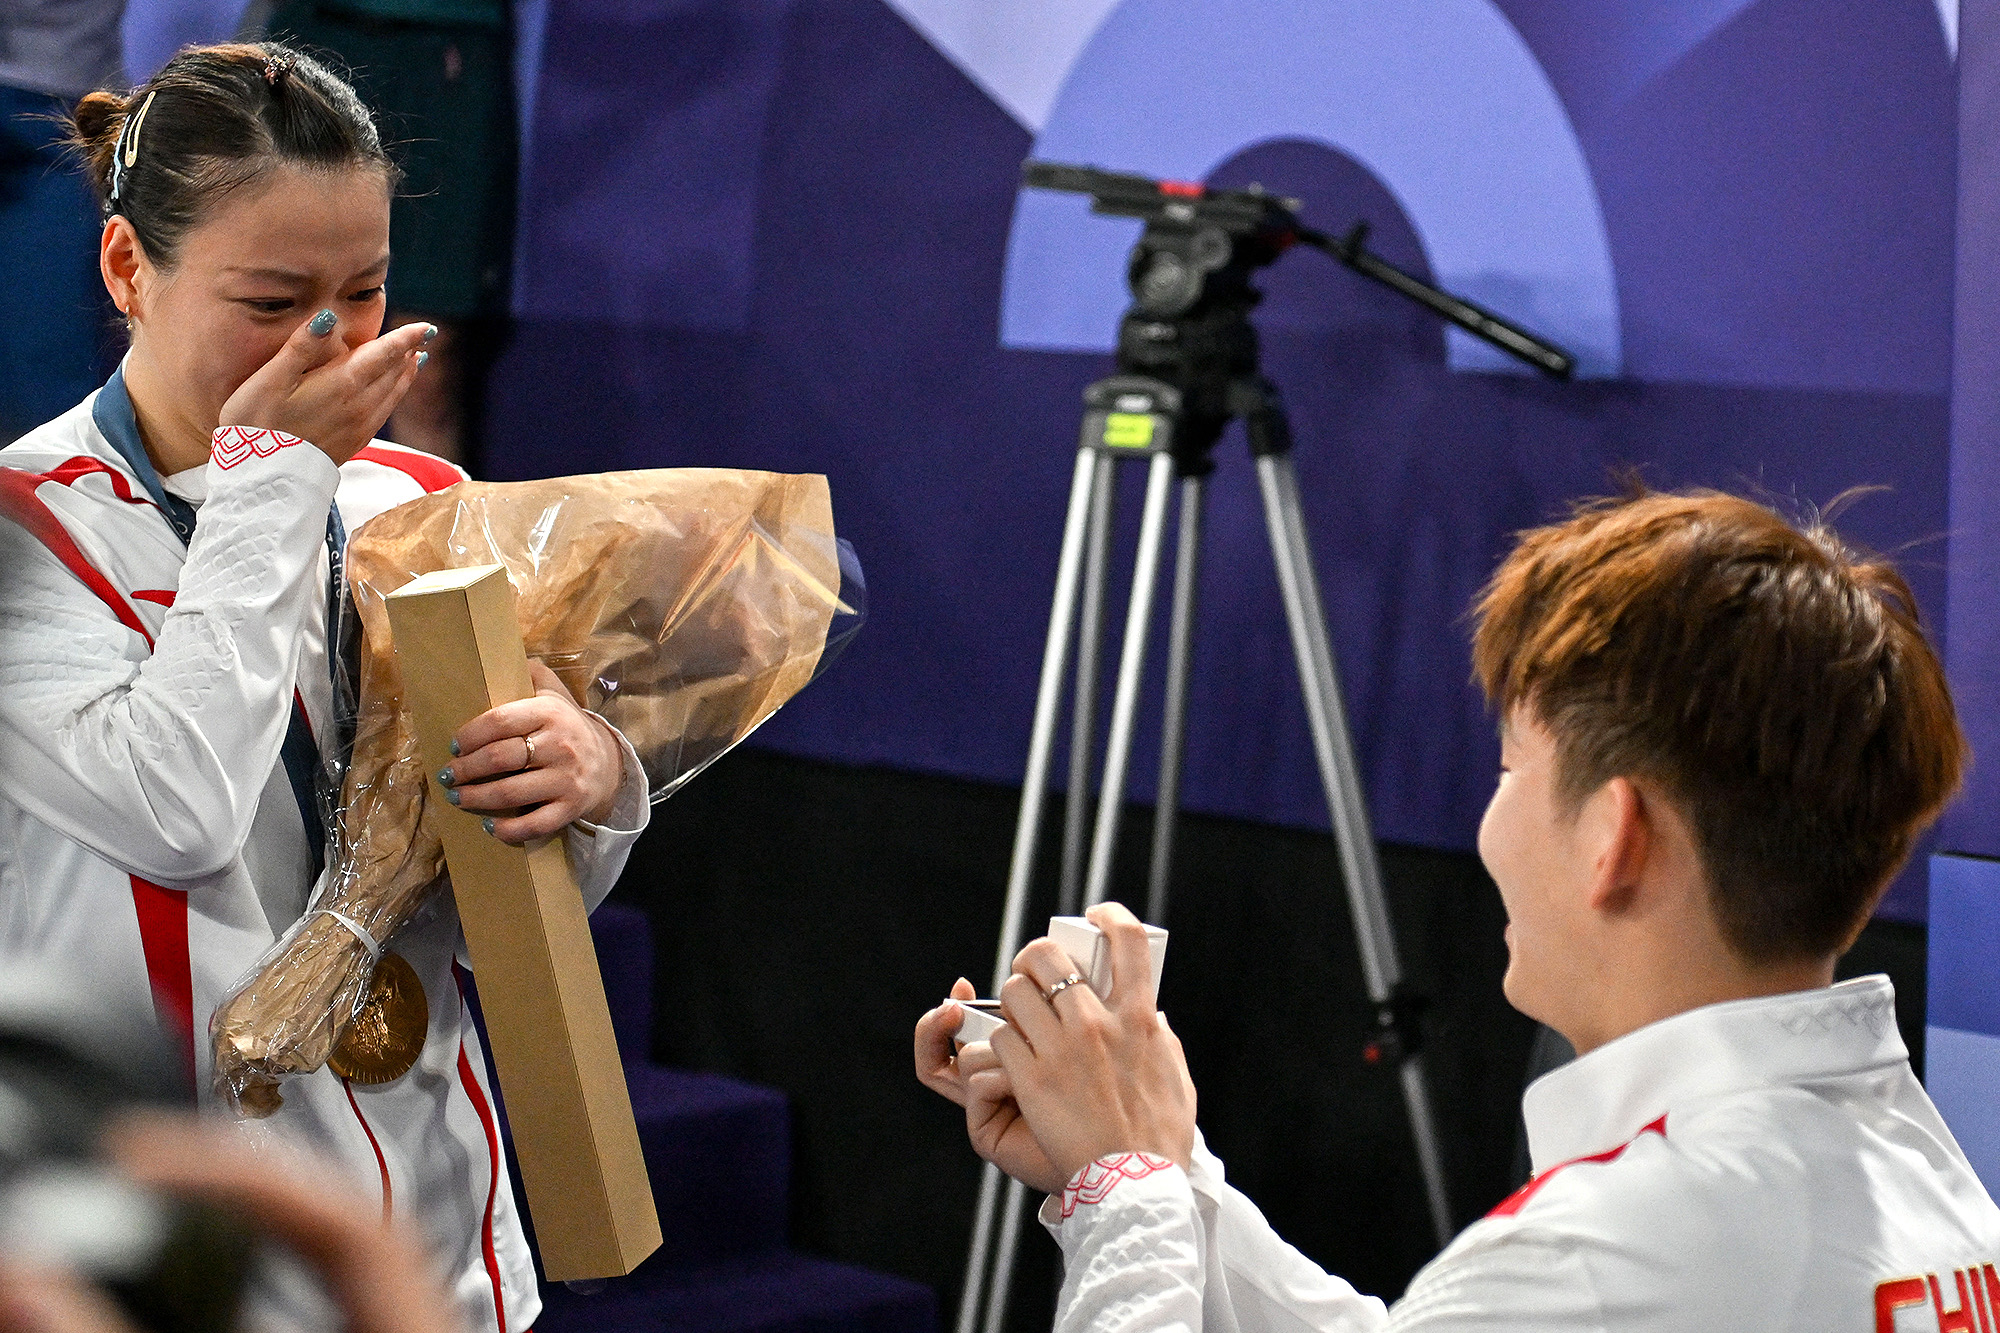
[951,916,1169,1045]
[954,1000,1008,1045]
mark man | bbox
[917,489,1998,1331]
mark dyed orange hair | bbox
[1471,490,1964,961]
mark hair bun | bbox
[67,90,130,193]
[71,89,124,141]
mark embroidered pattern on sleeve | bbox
[1060,1153,1176,1219]
[211,426,306,470]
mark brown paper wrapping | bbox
[210,469,845,1115]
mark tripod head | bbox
[1021,160,1576,446]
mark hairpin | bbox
[108,89,158,207]
[264,53,295,86]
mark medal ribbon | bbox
[93,368,340,878]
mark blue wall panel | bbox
[1928,855,2000,1193]
[1928,1028,2000,1195]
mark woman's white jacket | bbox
[0,384,651,1333]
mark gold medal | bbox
[329,951,428,1085]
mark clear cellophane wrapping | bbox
[210,469,856,1115]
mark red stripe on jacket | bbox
[129,875,194,1095]
[41,457,160,509]
[2,469,187,1089]
[342,1077,395,1222]
[456,1042,509,1333]
[1487,1115,1668,1219]
[353,444,464,494]
[0,469,155,647]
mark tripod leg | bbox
[993,444,1101,990]
[1148,473,1206,925]
[1061,461,1117,916]
[957,445,1100,1333]
[955,1164,1003,1333]
[978,1176,1031,1333]
[1253,446,1456,1249]
[1083,450,1178,909]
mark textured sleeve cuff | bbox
[211,425,307,468]
[1040,1153,1205,1333]
[1039,1153,1189,1240]
[206,425,339,495]
[1058,1153,1181,1220]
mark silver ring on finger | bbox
[1044,972,1086,1003]
[521,732,539,769]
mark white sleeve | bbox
[1042,1137,1389,1333]
[563,716,651,913]
[1042,1137,1611,1333]
[0,439,339,882]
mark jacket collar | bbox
[1521,975,1905,1173]
[91,364,196,545]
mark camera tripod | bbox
[956,162,1573,1333]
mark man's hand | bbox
[439,659,626,843]
[990,902,1196,1182]
[218,312,432,467]
[914,979,1069,1194]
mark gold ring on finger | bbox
[1044,972,1086,1003]
[522,732,538,768]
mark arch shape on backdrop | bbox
[999,0,1623,378]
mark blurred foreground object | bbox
[211,469,857,1116]
[0,963,251,1333]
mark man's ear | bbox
[101,217,146,320]
[1580,777,1650,913]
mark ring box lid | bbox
[1047,916,1168,1002]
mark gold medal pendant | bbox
[329,951,429,1085]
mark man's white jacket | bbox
[0,380,651,1333]
[1042,977,2000,1332]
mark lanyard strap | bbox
[93,370,340,878]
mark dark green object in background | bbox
[267,0,516,321]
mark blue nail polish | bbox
[423,324,439,344]
[449,739,460,757]
[481,817,495,836]
[417,351,430,368]
[437,767,453,786]
[446,789,461,806]
[308,309,336,336]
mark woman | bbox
[0,44,647,1333]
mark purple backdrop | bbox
[1930,0,1998,1190]
[487,0,1956,918]
[1950,0,2000,863]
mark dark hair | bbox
[67,42,394,268]
[1470,489,1965,962]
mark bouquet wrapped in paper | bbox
[211,469,857,1115]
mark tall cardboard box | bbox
[387,564,661,1280]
